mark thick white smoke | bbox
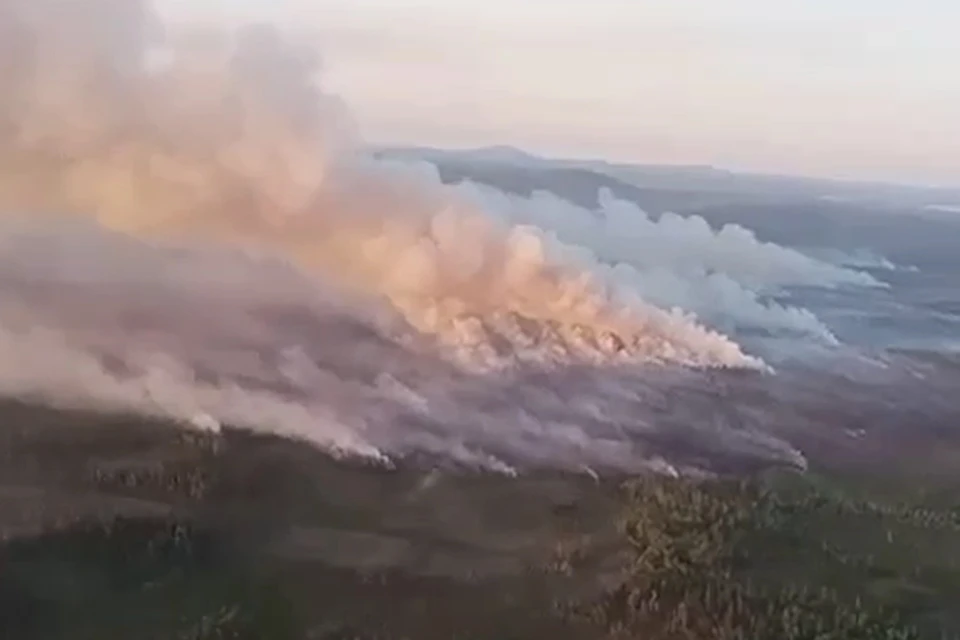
[383,161,886,343]
[0,0,758,370]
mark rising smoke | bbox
[0,0,912,474]
[0,0,761,370]
[451,180,885,342]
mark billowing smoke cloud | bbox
[0,228,808,473]
[385,162,885,343]
[0,0,758,370]
[0,0,932,476]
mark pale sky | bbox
[160,0,960,185]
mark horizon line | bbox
[369,142,960,194]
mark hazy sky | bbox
[160,0,960,185]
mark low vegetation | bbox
[0,405,958,639]
[569,476,959,639]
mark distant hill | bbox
[375,146,821,213]
[374,145,960,214]
[377,145,551,168]
[372,145,960,269]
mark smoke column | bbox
[447,180,886,343]
[0,0,760,369]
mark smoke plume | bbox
[448,179,887,343]
[0,0,759,369]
